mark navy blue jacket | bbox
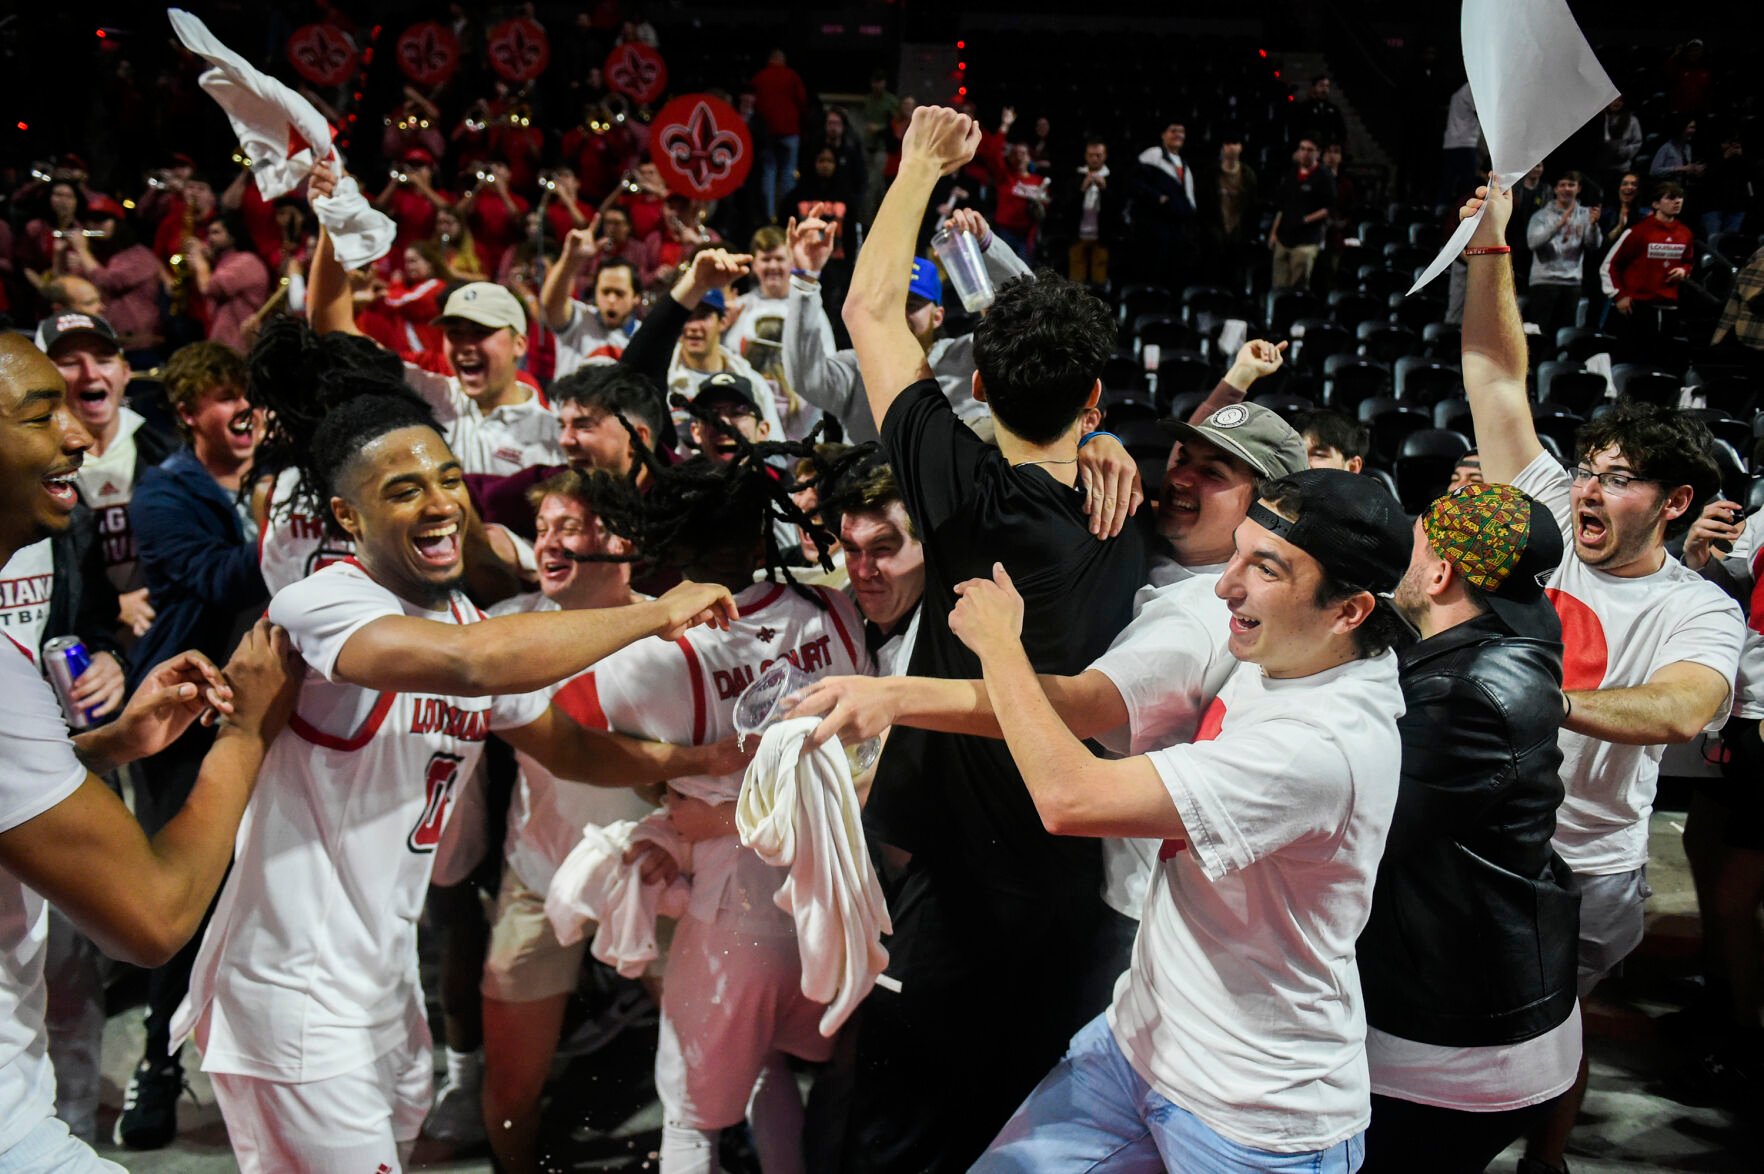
[128,450,267,689]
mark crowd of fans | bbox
[1,5,1762,1174]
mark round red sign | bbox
[286,24,358,88]
[395,21,461,88]
[486,17,551,83]
[604,43,668,105]
[648,95,754,201]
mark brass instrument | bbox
[167,198,197,317]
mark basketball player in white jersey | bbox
[169,390,744,1173]
[568,427,874,1174]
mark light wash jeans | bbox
[760,135,800,222]
[973,1014,1366,1173]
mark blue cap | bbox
[694,288,726,313]
[909,258,943,305]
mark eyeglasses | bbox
[1569,467,1655,494]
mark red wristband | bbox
[1462,246,1512,256]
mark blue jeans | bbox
[973,1015,1366,1173]
[760,134,800,222]
[1701,210,1744,240]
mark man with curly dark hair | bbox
[833,103,1150,1172]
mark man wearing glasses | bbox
[1457,178,1743,1174]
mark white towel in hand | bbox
[545,812,690,979]
[736,717,891,1036]
[168,9,395,270]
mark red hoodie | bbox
[1607,215,1694,304]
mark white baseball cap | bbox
[434,282,527,334]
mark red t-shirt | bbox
[468,190,531,274]
[751,63,808,138]
[993,172,1049,233]
[544,199,597,244]
[1608,216,1694,305]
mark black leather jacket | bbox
[1358,613,1580,1047]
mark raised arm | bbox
[783,210,860,421]
[793,667,1129,748]
[843,105,981,425]
[0,624,299,967]
[306,162,365,337]
[333,579,738,697]
[541,226,595,331]
[1460,178,1544,483]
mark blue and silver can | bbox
[43,635,95,730]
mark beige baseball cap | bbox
[434,282,527,334]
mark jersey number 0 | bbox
[408,752,465,854]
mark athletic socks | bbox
[443,1046,482,1091]
[660,1122,719,1174]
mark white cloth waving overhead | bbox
[736,717,891,1037]
[545,813,690,979]
[168,9,395,270]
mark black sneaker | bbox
[114,1058,190,1150]
[1516,1159,1570,1174]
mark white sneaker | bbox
[423,1070,486,1145]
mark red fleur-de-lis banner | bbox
[649,94,753,201]
[486,17,550,83]
[396,21,460,88]
[604,42,667,105]
[285,23,358,88]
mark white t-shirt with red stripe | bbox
[257,467,357,597]
[1109,652,1404,1152]
[1512,451,1744,875]
[171,560,549,1082]
[0,636,88,1154]
[575,578,869,924]
[552,301,634,380]
[497,594,658,894]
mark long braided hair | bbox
[245,316,434,523]
[582,393,878,605]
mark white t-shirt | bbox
[1512,451,1744,875]
[0,541,54,656]
[0,637,87,1154]
[496,595,656,894]
[172,561,549,1082]
[257,467,356,597]
[75,406,147,594]
[1090,561,1233,919]
[1366,1002,1582,1112]
[552,301,635,381]
[1109,652,1405,1152]
[403,362,564,476]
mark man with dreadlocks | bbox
[165,388,744,1173]
[556,414,874,1174]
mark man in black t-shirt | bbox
[1267,137,1337,291]
[835,103,1150,1173]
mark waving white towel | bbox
[545,813,691,979]
[168,9,395,270]
[736,717,891,1036]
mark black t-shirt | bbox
[1275,166,1337,248]
[869,380,1149,897]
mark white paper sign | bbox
[1408,0,1618,294]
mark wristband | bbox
[1079,430,1119,449]
[791,267,821,280]
[1462,246,1512,256]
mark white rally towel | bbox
[167,9,395,270]
[1408,0,1617,294]
[545,812,691,979]
[736,717,891,1037]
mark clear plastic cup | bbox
[735,660,880,774]
[930,226,995,314]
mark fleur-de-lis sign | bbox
[396,21,460,87]
[659,102,744,190]
[286,24,357,88]
[605,43,666,104]
[487,17,550,82]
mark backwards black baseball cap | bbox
[1247,469,1410,594]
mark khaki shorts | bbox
[481,866,587,1003]
[1576,865,1651,998]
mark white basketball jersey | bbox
[171,560,548,1082]
[257,467,356,596]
